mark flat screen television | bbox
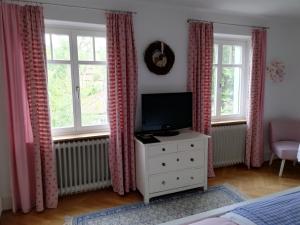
[142,92,192,136]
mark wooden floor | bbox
[1,159,300,225]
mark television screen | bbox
[142,92,192,132]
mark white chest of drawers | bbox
[135,130,209,203]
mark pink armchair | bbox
[269,120,300,176]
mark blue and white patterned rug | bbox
[65,184,247,225]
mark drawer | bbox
[149,153,181,174]
[149,150,204,174]
[148,143,177,156]
[149,172,177,193]
[180,150,205,169]
[178,140,204,152]
[181,168,204,186]
[149,168,204,193]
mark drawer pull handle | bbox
[162,162,166,167]
[191,144,194,147]
[162,180,166,185]
[190,158,194,162]
[177,177,180,180]
[190,176,194,180]
[176,158,180,162]
[162,148,166,152]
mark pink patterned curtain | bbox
[0,3,58,213]
[106,12,138,195]
[245,29,267,168]
[187,22,215,177]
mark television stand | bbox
[153,130,179,137]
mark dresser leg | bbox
[204,183,208,191]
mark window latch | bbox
[76,86,80,99]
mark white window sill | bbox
[52,131,110,142]
[211,120,246,127]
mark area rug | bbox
[65,184,247,225]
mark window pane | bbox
[47,64,74,128]
[45,34,52,60]
[213,44,218,64]
[211,66,217,116]
[222,45,242,65]
[95,37,106,61]
[79,64,107,126]
[221,67,241,115]
[52,34,70,60]
[77,36,94,61]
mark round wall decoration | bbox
[144,41,175,75]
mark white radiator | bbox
[54,137,111,196]
[212,124,246,168]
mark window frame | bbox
[45,26,109,137]
[212,34,251,122]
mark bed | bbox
[159,186,300,225]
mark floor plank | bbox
[1,159,300,225]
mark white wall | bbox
[1,0,300,209]
[263,24,300,158]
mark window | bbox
[45,28,108,136]
[212,35,250,121]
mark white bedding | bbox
[184,213,255,225]
[221,212,256,225]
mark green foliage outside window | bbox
[212,44,241,116]
[46,33,107,130]
[221,67,235,115]
[47,64,74,128]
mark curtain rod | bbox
[2,0,137,14]
[187,19,269,30]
